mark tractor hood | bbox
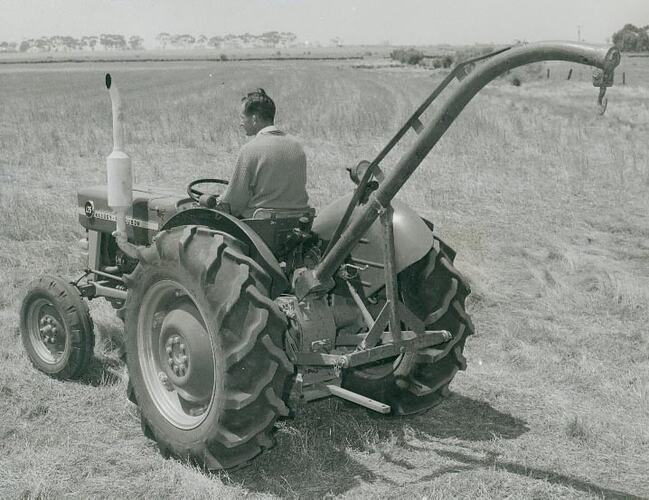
[312,193,433,295]
[77,185,192,245]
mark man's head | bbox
[240,88,276,136]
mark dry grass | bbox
[1,55,648,498]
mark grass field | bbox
[1,53,648,498]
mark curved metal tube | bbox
[312,42,620,288]
[106,73,124,151]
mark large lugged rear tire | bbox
[20,275,95,379]
[123,226,293,470]
[342,237,474,415]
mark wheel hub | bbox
[138,280,216,429]
[39,314,63,346]
[158,305,214,403]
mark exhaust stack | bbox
[105,73,133,238]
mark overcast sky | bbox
[1,0,648,45]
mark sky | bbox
[1,0,648,46]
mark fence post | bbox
[547,68,550,79]
[567,68,573,80]
[622,72,626,85]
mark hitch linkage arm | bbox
[297,42,621,298]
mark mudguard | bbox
[162,208,289,298]
[312,193,433,295]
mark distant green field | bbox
[0,55,648,498]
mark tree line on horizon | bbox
[0,31,301,53]
[2,24,648,55]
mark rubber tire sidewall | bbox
[124,263,228,457]
[19,275,94,380]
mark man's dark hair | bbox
[241,88,276,122]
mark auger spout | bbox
[300,41,621,298]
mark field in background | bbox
[1,55,648,498]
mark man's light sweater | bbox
[221,127,310,218]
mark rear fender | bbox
[162,208,289,297]
[312,193,433,295]
[420,217,457,262]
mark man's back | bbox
[221,127,309,218]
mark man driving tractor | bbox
[218,88,310,218]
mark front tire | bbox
[20,275,95,379]
[124,226,293,470]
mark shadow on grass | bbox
[226,391,530,498]
[405,392,530,441]
[430,448,645,500]
[228,392,643,498]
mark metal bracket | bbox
[380,205,402,345]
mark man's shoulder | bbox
[251,131,303,149]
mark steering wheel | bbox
[186,178,229,204]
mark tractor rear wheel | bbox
[342,237,474,415]
[20,275,95,379]
[123,226,293,470]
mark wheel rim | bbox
[138,280,215,430]
[26,298,68,365]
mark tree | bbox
[129,35,144,50]
[280,32,297,47]
[19,40,31,52]
[390,48,424,65]
[156,32,171,49]
[100,34,127,50]
[207,36,223,49]
[612,23,649,52]
[179,34,195,48]
[260,31,282,48]
[196,34,207,47]
[35,37,51,51]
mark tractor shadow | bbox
[413,448,645,500]
[226,392,529,497]
[227,393,643,499]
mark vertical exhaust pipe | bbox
[105,73,138,259]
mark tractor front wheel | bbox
[123,226,293,470]
[20,275,95,379]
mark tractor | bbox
[20,42,620,469]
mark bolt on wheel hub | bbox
[39,314,63,345]
[164,334,189,377]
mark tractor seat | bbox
[242,208,316,258]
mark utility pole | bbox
[577,25,582,42]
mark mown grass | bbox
[0,56,648,498]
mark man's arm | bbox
[220,148,253,217]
